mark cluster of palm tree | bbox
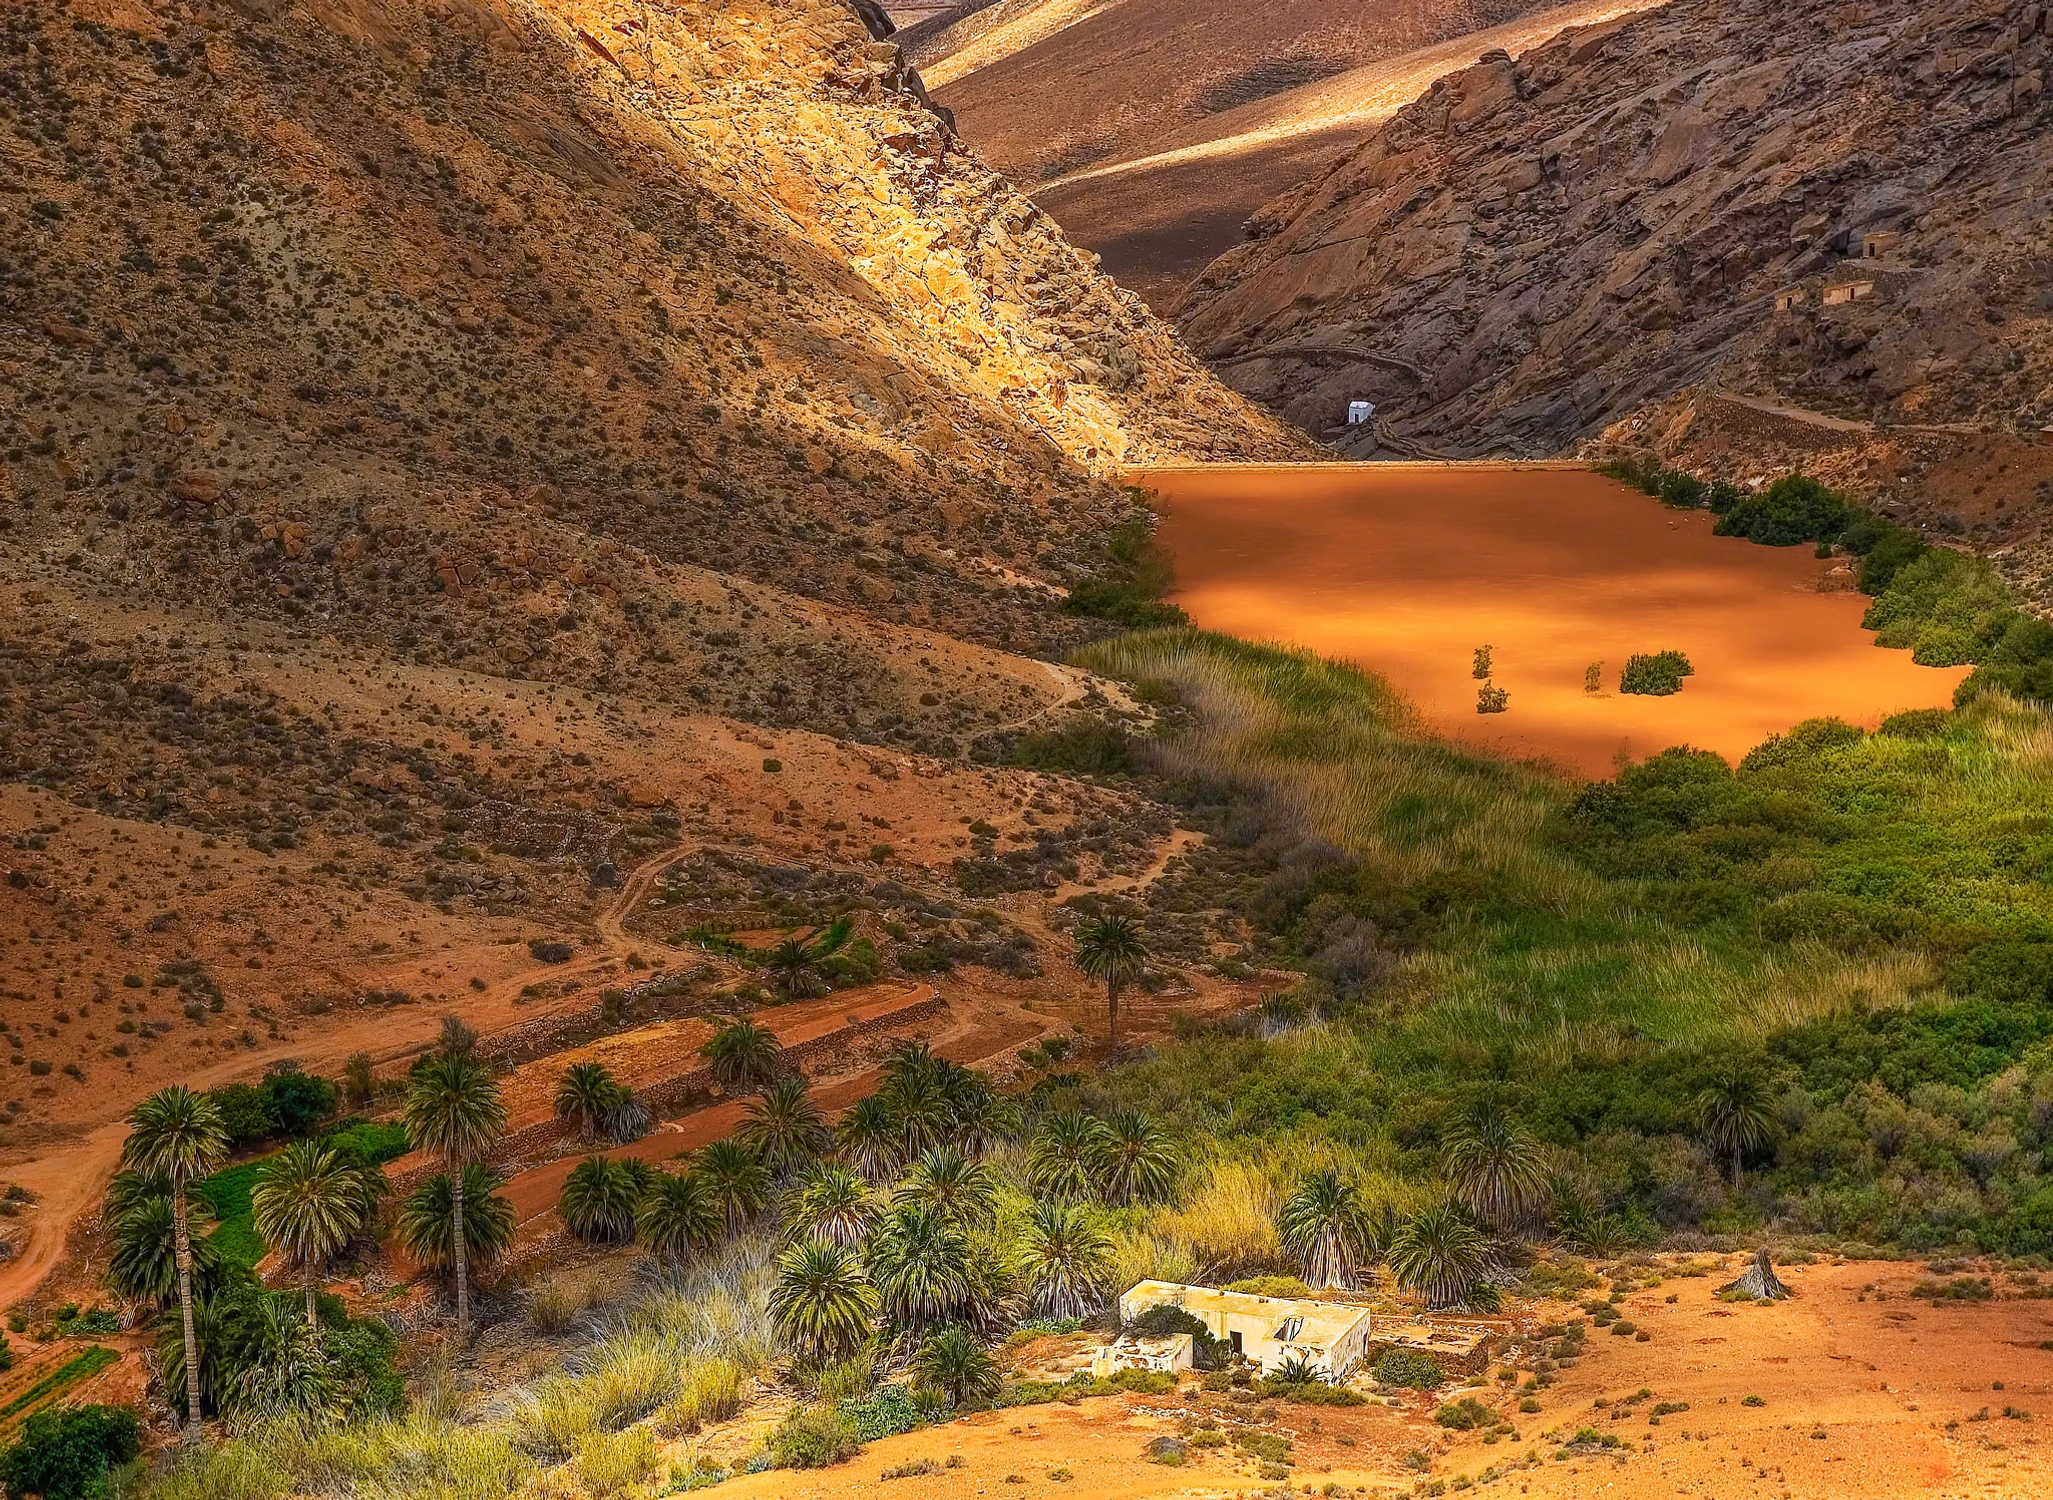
[1027,1108,1176,1206]
[554,1061,651,1146]
[760,1049,1144,1388]
[1276,1167,1492,1309]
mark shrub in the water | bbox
[1619,651,1693,695]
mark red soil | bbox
[1142,463,1969,777]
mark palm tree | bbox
[1073,914,1147,1059]
[638,1170,722,1263]
[880,1069,954,1162]
[1694,1066,1776,1188]
[895,1145,999,1228]
[252,1139,375,1324]
[741,1076,832,1177]
[231,1294,341,1420]
[1101,1111,1177,1206]
[946,1078,1016,1158]
[1385,1201,1489,1310]
[1027,1110,1110,1203]
[696,1138,771,1233]
[107,1192,223,1309]
[397,1162,516,1279]
[1017,1201,1112,1320]
[701,1019,781,1091]
[761,917,855,998]
[1277,1171,1370,1290]
[770,1239,876,1361]
[559,1156,644,1244]
[403,1051,506,1340]
[838,1093,902,1182]
[916,1325,1001,1407]
[866,1201,972,1337]
[555,1062,626,1143]
[1442,1107,1549,1234]
[122,1085,228,1441]
[792,1163,878,1249]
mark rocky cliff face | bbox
[1178,0,2053,459]
[1,0,1301,707]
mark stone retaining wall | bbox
[387,992,945,1196]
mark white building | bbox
[1118,1280,1376,1380]
[1347,400,1377,425]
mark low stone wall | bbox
[1361,1327,1496,1379]
[387,992,945,1195]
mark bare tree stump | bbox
[1721,1246,1792,1301]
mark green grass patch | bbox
[194,1157,270,1268]
[0,1347,118,1427]
[323,1118,410,1164]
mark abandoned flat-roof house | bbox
[1118,1281,1378,1379]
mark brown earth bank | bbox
[1177,0,2053,534]
[704,1254,2053,1500]
[0,562,1271,1308]
[1140,463,1968,777]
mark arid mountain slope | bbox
[0,0,1292,1231]
[1180,0,2053,459]
[916,0,1558,188]
[1029,0,1649,309]
[1,0,1297,701]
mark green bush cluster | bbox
[1007,722,1133,775]
[1601,460,2053,706]
[1618,651,1692,696]
[1125,1303,1230,1370]
[0,1403,141,1500]
[1063,518,1189,629]
[1371,1349,1446,1389]
[206,1067,339,1148]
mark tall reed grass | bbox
[154,1240,778,1500]
[1079,629,1947,1072]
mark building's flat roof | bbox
[1122,1280,1372,1349]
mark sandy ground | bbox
[708,1256,2053,1500]
[1139,463,1968,777]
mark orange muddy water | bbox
[1140,463,1970,778]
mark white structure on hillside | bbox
[1090,1331,1194,1379]
[1347,400,1377,425]
[1118,1281,1375,1380]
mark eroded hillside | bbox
[0,0,1296,1257]
[1179,0,2053,476]
[1,0,1297,705]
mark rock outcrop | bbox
[1179,0,2053,458]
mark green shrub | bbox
[1878,708,1949,739]
[0,1403,142,1500]
[1946,943,2053,1006]
[1435,1397,1494,1430]
[1126,1304,1229,1369]
[1235,1431,1293,1464]
[769,1405,863,1469]
[1713,474,1849,546]
[1373,1349,1445,1389]
[1007,723,1133,775]
[1619,651,1693,696]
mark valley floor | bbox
[714,1256,2053,1500]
